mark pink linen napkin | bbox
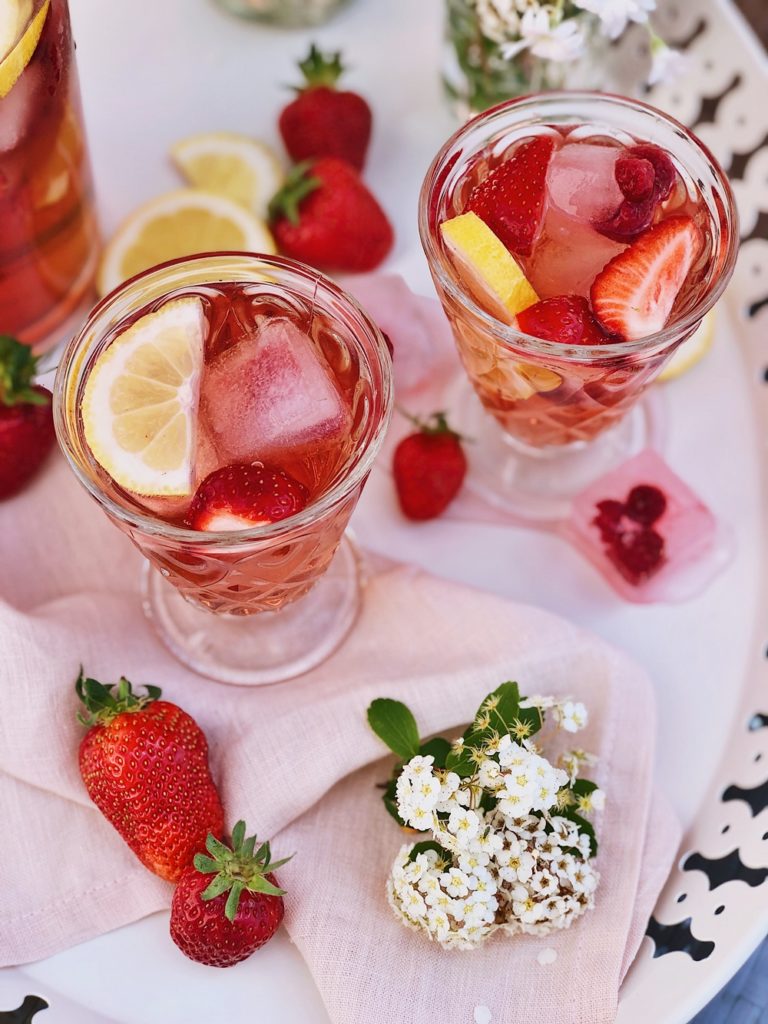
[0,454,680,1023]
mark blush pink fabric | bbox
[0,450,679,1023]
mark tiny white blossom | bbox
[574,0,655,39]
[555,701,588,733]
[648,40,687,85]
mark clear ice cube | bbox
[547,143,624,224]
[201,317,352,466]
[526,206,627,299]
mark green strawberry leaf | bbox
[193,854,220,874]
[367,698,420,760]
[224,880,245,922]
[201,873,233,901]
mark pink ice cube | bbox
[201,317,352,466]
[566,449,728,603]
[547,143,624,224]
[526,206,627,299]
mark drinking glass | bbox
[419,92,739,521]
[0,0,100,351]
[54,254,392,685]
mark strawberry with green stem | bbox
[393,410,467,521]
[170,821,292,968]
[0,336,55,500]
[76,670,224,883]
[279,44,372,171]
[269,157,393,273]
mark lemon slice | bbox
[0,0,45,99]
[441,212,539,323]
[97,188,276,297]
[170,132,284,220]
[83,297,206,496]
[659,309,716,382]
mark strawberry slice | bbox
[516,295,611,345]
[466,136,554,257]
[590,216,702,340]
[188,463,308,532]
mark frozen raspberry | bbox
[592,499,625,541]
[625,484,667,526]
[610,527,665,584]
[630,144,676,202]
[594,144,678,243]
[615,156,655,202]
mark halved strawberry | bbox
[516,295,611,345]
[187,464,308,532]
[590,216,702,341]
[466,136,554,257]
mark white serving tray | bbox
[2,0,767,1021]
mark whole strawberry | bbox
[170,821,291,968]
[269,158,393,272]
[279,44,372,171]
[393,411,467,521]
[76,671,224,883]
[0,336,55,500]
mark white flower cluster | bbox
[471,0,683,83]
[387,698,603,950]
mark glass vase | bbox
[212,0,352,27]
[443,0,612,118]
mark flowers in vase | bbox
[446,0,684,114]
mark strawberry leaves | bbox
[75,668,162,727]
[0,336,47,407]
[195,821,291,922]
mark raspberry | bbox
[592,499,625,541]
[625,484,667,526]
[610,526,665,584]
[615,156,655,202]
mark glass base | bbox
[449,377,665,523]
[142,536,363,686]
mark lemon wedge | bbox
[658,309,716,382]
[0,0,46,99]
[83,297,205,496]
[97,188,276,297]
[170,132,284,220]
[441,212,539,323]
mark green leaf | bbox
[230,820,246,851]
[408,840,451,864]
[224,880,245,922]
[445,745,476,778]
[367,699,420,760]
[249,876,286,898]
[561,810,599,859]
[418,736,452,769]
[193,854,219,874]
[241,834,257,860]
[201,873,233,901]
[205,834,231,860]
[267,855,294,872]
[571,778,598,797]
[383,792,406,827]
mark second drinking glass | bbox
[419,92,739,520]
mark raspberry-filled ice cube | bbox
[546,143,624,225]
[566,449,727,603]
[201,317,352,465]
[526,206,627,299]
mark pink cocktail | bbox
[54,254,392,685]
[419,93,738,520]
